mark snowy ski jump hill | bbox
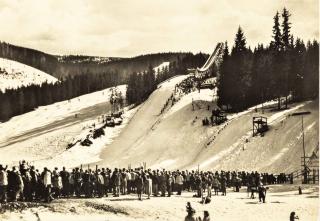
[97,75,318,173]
[0,74,318,173]
[0,57,58,92]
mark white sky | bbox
[0,0,318,57]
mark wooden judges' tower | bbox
[252,116,268,137]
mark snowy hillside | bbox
[96,76,318,173]
[0,57,58,92]
[0,85,128,168]
[153,61,170,73]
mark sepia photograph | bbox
[0,0,319,220]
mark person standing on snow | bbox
[135,172,144,200]
[42,167,53,202]
[145,174,152,199]
[0,164,8,203]
[258,181,267,203]
[176,172,184,195]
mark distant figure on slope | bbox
[290,212,299,221]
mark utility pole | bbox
[302,116,307,184]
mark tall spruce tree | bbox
[271,11,282,51]
[281,8,291,50]
[281,8,292,108]
[232,26,247,55]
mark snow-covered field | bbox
[0,85,129,168]
[1,185,318,221]
[0,57,58,92]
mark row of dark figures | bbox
[0,162,293,204]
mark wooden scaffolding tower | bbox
[252,116,268,137]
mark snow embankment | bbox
[198,100,318,172]
[0,57,58,92]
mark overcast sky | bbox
[0,0,318,57]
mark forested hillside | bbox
[0,42,192,79]
[217,8,319,112]
[0,42,58,76]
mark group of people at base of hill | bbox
[0,161,293,204]
[184,202,300,221]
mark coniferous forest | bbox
[217,8,319,111]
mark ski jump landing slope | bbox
[99,76,318,172]
[99,75,193,168]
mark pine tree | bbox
[281,8,291,51]
[271,11,282,51]
[232,26,247,55]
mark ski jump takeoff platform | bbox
[252,116,268,137]
[188,42,224,78]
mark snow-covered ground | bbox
[0,85,129,168]
[153,61,170,73]
[0,85,126,141]
[165,88,216,118]
[35,106,138,169]
[1,185,318,221]
[0,57,58,92]
[96,75,318,172]
[0,74,318,220]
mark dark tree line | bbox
[126,53,208,105]
[0,72,123,122]
[217,8,319,111]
